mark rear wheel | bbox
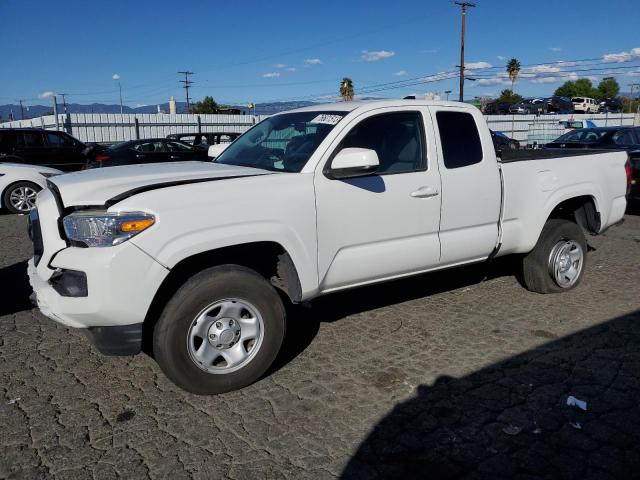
[3,181,41,214]
[522,219,587,294]
[153,265,286,394]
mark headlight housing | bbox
[63,211,155,247]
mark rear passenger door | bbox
[44,132,86,171]
[130,141,170,164]
[429,106,502,265]
[164,141,203,161]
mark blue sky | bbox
[1,0,639,107]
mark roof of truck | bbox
[285,99,476,114]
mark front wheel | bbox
[3,181,41,214]
[522,219,587,294]
[153,265,286,394]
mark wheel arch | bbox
[545,194,600,234]
[141,241,302,352]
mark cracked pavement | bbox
[1,209,640,479]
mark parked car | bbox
[166,132,241,150]
[542,96,574,114]
[0,128,89,171]
[509,98,546,114]
[28,100,628,394]
[546,126,640,201]
[483,102,511,115]
[88,138,209,168]
[558,119,598,132]
[598,98,623,113]
[571,97,599,114]
[490,130,519,151]
[0,163,61,214]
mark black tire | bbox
[2,181,41,215]
[153,265,286,394]
[522,219,587,294]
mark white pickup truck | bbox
[27,100,629,394]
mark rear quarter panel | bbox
[499,151,628,255]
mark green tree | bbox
[506,58,521,95]
[596,77,620,99]
[554,79,599,98]
[497,89,523,104]
[190,96,219,114]
[339,78,354,101]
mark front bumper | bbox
[28,241,169,355]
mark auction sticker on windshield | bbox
[310,114,344,125]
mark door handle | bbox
[170,155,179,159]
[135,154,145,159]
[410,186,439,198]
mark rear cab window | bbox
[435,111,483,169]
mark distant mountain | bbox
[0,100,319,120]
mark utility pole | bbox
[51,94,59,130]
[455,1,475,102]
[18,100,25,120]
[118,82,123,114]
[179,71,194,113]
[60,93,68,114]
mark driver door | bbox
[314,107,442,292]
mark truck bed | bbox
[498,148,615,163]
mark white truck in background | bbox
[27,100,629,394]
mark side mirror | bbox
[208,143,229,159]
[328,148,379,179]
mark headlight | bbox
[63,211,155,247]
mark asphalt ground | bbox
[1,206,640,479]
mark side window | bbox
[20,132,45,147]
[338,112,425,174]
[46,132,69,147]
[612,130,635,146]
[133,141,165,152]
[436,111,483,169]
[166,141,192,152]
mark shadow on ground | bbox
[342,309,640,480]
[0,261,32,316]
[626,200,640,216]
[270,256,522,374]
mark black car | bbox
[508,98,546,114]
[166,132,241,149]
[546,126,640,201]
[598,98,623,113]
[0,128,88,171]
[89,138,209,168]
[542,96,574,114]
[483,102,511,115]
[490,130,520,152]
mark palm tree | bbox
[340,78,355,101]
[506,58,521,95]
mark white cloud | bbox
[38,91,54,99]
[528,64,561,74]
[285,67,297,72]
[361,50,395,62]
[549,47,562,52]
[305,58,322,65]
[627,70,640,77]
[262,72,281,78]
[135,103,147,107]
[531,76,560,84]
[465,61,492,70]
[272,63,287,69]
[394,70,408,76]
[112,73,120,80]
[603,47,640,63]
[497,55,506,61]
[475,77,511,86]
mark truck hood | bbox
[49,161,273,207]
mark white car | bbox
[572,97,599,114]
[27,100,628,394]
[0,163,62,214]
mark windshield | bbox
[215,111,347,172]
[555,129,608,143]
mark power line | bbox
[178,71,194,113]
